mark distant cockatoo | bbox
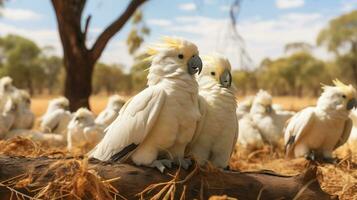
[0,99,17,139]
[188,54,238,168]
[67,108,105,152]
[42,97,69,117]
[11,90,35,129]
[0,76,17,112]
[248,90,282,145]
[285,80,356,162]
[238,90,291,147]
[237,114,265,149]
[95,95,125,127]
[236,96,254,120]
[90,37,203,172]
[40,97,72,136]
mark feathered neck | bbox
[198,76,236,108]
[147,57,198,94]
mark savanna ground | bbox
[0,95,356,199]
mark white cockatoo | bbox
[67,108,105,152]
[89,37,203,172]
[238,90,291,147]
[237,114,265,149]
[40,97,72,136]
[95,95,125,127]
[348,109,357,142]
[236,96,254,120]
[285,79,357,162]
[42,97,70,116]
[0,76,17,112]
[11,90,35,129]
[188,54,238,168]
[0,98,17,139]
[245,90,281,145]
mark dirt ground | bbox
[1,95,355,199]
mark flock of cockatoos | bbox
[0,37,357,172]
[0,76,125,150]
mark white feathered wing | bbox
[89,85,166,161]
[284,107,315,158]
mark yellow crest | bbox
[323,79,356,98]
[147,37,184,56]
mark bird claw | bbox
[175,158,192,170]
[150,159,173,173]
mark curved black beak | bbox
[219,69,232,88]
[347,98,357,110]
[187,55,202,75]
[266,105,273,113]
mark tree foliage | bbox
[317,10,357,85]
[126,10,150,55]
[0,35,44,94]
[234,51,330,97]
[92,63,130,95]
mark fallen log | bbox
[0,156,336,200]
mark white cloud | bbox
[276,0,304,9]
[0,8,42,21]
[178,3,197,11]
[0,22,61,54]
[158,12,333,69]
[147,19,172,27]
[0,22,132,70]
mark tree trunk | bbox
[51,0,147,111]
[0,156,336,200]
[51,0,91,111]
[63,53,94,110]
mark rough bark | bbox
[50,0,147,111]
[0,156,337,200]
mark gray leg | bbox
[150,159,173,173]
[175,158,192,170]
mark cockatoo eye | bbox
[211,72,216,76]
[178,54,184,59]
[342,94,346,99]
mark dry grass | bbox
[1,95,355,199]
[230,141,357,200]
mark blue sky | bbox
[0,0,356,70]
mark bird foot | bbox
[322,157,337,164]
[305,151,316,161]
[175,158,192,170]
[150,159,173,173]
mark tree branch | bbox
[89,0,147,62]
[0,156,335,200]
[83,15,92,42]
